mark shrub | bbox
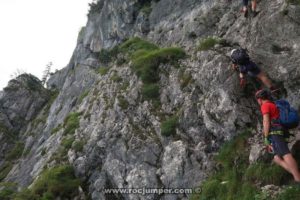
[216,131,250,169]
[41,148,47,156]
[99,49,112,64]
[132,47,186,83]
[88,0,103,18]
[51,124,62,135]
[140,2,152,16]
[141,84,160,100]
[288,0,300,5]
[198,37,221,51]
[191,130,263,200]
[276,185,300,200]
[0,162,13,181]
[63,112,81,135]
[110,73,123,82]
[61,136,75,149]
[120,38,185,102]
[245,162,287,185]
[119,37,158,56]
[118,96,129,110]
[5,142,25,161]
[15,165,81,200]
[120,81,130,91]
[179,71,193,89]
[25,74,43,91]
[78,90,90,104]
[0,187,15,200]
[98,67,110,75]
[50,147,68,163]
[160,115,178,136]
[73,141,85,152]
[14,189,38,200]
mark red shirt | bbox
[261,101,280,120]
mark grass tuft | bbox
[160,115,178,136]
[63,112,81,135]
[198,37,222,51]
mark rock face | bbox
[1,0,300,199]
[1,74,49,131]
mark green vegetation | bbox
[15,165,81,200]
[99,49,113,64]
[190,130,299,200]
[120,81,130,91]
[14,189,38,200]
[43,89,59,113]
[61,136,75,149]
[4,74,43,92]
[0,162,13,181]
[88,0,103,17]
[141,84,160,100]
[118,95,129,110]
[25,74,44,91]
[78,90,90,104]
[94,37,186,104]
[98,67,110,75]
[0,188,15,200]
[160,115,178,136]
[73,140,85,152]
[132,47,186,83]
[119,37,158,56]
[245,162,287,185]
[277,185,300,199]
[191,131,255,200]
[63,112,81,135]
[197,37,224,51]
[50,146,68,163]
[0,122,16,141]
[123,39,185,102]
[51,124,63,135]
[178,70,193,89]
[140,2,152,16]
[0,182,17,200]
[5,142,24,161]
[40,148,47,156]
[287,0,300,5]
[98,46,120,64]
[110,72,123,82]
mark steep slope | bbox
[0,0,300,199]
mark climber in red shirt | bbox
[256,89,300,182]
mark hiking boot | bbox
[252,10,260,17]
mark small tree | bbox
[41,62,52,86]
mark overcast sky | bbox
[0,0,92,90]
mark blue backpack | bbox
[275,99,299,129]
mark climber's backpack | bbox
[231,48,250,65]
[274,99,299,129]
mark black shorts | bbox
[248,68,261,77]
[242,0,249,6]
[270,135,290,157]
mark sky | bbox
[0,0,93,90]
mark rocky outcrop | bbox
[0,74,49,131]
[1,0,300,199]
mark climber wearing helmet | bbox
[230,48,275,90]
[255,89,300,182]
[241,0,259,18]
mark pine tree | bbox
[41,62,52,86]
